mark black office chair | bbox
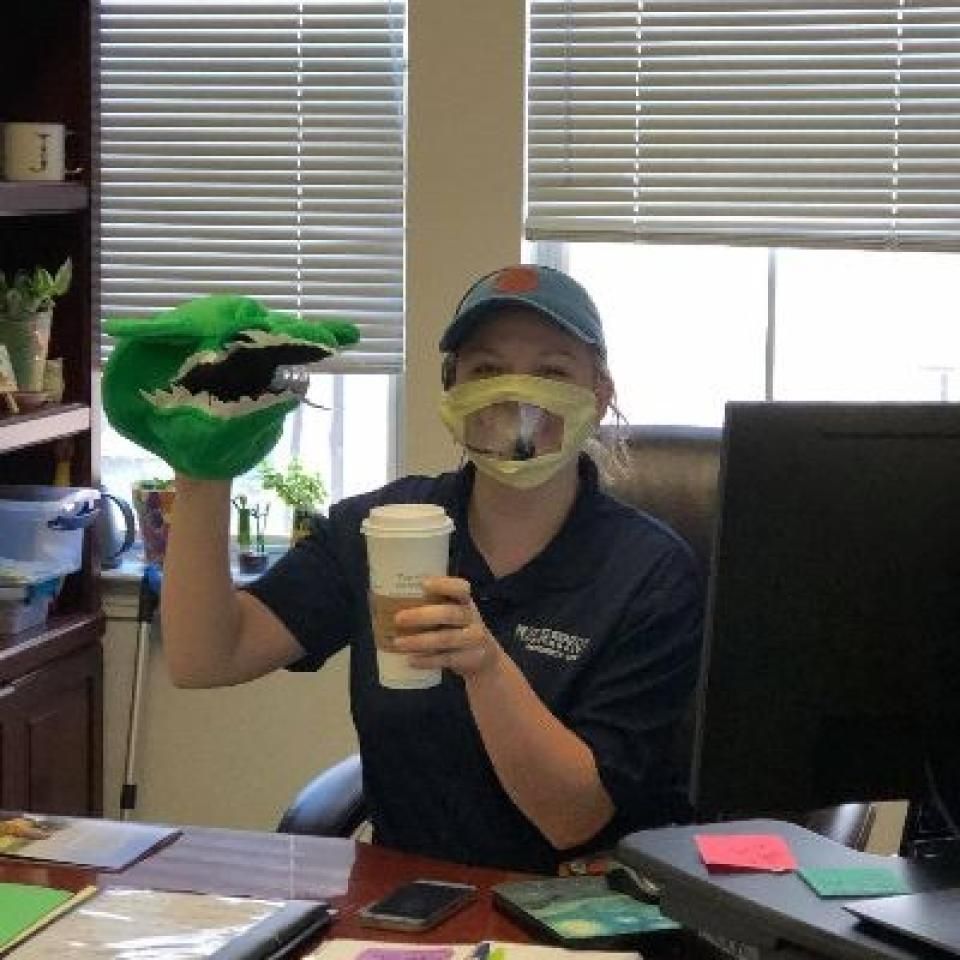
[278,425,876,851]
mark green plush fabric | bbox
[102,295,358,479]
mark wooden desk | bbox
[0,826,530,949]
[0,824,721,958]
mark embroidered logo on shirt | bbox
[515,624,590,661]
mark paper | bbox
[0,814,179,870]
[308,941,641,960]
[695,833,797,873]
[798,866,911,899]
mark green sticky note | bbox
[0,882,74,947]
[798,867,910,899]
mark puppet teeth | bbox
[141,384,293,418]
[173,349,225,382]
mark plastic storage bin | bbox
[0,594,52,637]
[0,486,101,576]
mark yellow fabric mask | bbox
[439,374,599,490]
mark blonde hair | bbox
[585,355,633,485]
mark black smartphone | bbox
[357,879,477,931]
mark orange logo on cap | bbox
[493,266,540,294]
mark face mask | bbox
[439,374,599,489]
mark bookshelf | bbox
[0,0,103,816]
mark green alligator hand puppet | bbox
[102,295,359,479]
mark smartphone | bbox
[358,879,478,931]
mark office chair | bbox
[278,425,876,851]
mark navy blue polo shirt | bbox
[245,456,704,873]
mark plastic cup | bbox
[361,504,454,690]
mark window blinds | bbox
[97,1,405,371]
[527,1,960,251]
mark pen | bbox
[469,942,491,960]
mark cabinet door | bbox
[0,643,103,815]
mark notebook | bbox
[492,875,680,949]
[0,883,96,955]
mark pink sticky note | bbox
[695,833,798,873]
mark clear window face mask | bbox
[463,401,564,461]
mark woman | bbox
[161,264,703,873]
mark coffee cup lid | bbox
[361,503,454,537]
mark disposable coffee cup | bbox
[361,504,454,690]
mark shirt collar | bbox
[447,455,604,594]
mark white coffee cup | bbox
[361,504,455,689]
[3,123,66,181]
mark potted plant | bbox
[0,258,71,393]
[259,459,326,544]
[232,493,271,572]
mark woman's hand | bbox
[392,576,502,680]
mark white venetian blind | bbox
[527,0,960,251]
[97,0,405,371]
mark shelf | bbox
[0,182,89,216]
[0,609,104,685]
[0,403,91,453]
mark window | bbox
[97,1,405,533]
[550,243,960,426]
[527,2,960,423]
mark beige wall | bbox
[403,0,524,474]
[102,582,356,829]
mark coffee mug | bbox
[3,123,68,181]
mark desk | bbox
[0,824,725,958]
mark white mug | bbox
[3,123,67,181]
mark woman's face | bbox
[453,308,610,460]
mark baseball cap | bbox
[439,264,606,356]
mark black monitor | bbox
[691,402,960,827]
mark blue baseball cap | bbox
[439,264,606,356]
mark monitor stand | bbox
[900,800,960,862]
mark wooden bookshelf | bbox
[0,0,103,817]
[0,182,89,216]
[0,404,91,454]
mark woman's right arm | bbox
[160,475,304,688]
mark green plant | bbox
[260,459,326,511]
[0,258,72,322]
[135,475,174,491]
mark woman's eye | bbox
[537,365,572,380]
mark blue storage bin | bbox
[0,485,100,577]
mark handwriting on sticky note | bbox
[356,949,455,960]
[695,834,798,872]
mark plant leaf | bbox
[53,258,73,296]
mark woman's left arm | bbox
[393,575,617,850]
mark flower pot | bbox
[291,506,315,545]
[132,485,176,565]
[0,310,52,392]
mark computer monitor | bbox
[691,402,960,825]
